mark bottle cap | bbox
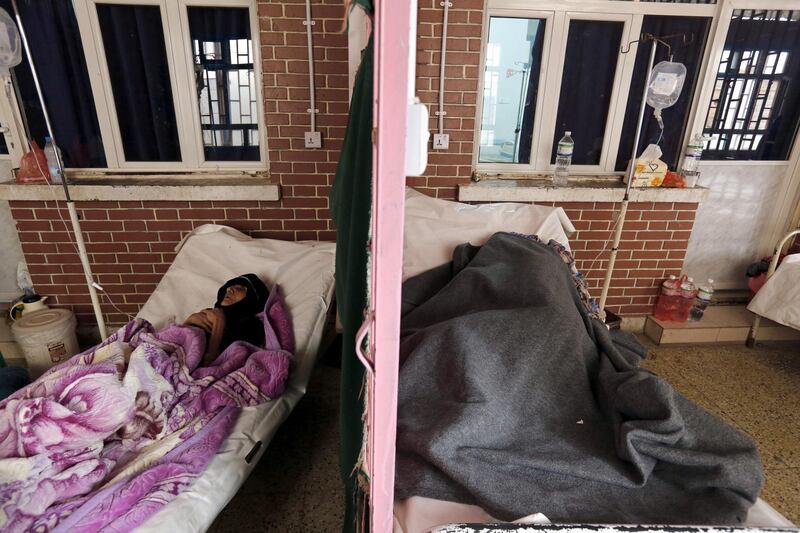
[707,278,714,283]
[565,131,571,136]
[44,136,51,142]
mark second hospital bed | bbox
[130,224,336,531]
[393,193,796,533]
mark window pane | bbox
[189,7,259,162]
[0,122,7,155]
[0,0,105,167]
[703,10,800,161]
[616,16,710,171]
[96,4,181,162]
[552,20,624,165]
[478,17,546,164]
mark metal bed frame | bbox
[746,228,800,347]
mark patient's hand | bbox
[203,309,226,365]
[185,310,214,332]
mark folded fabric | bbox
[0,285,294,532]
[396,232,762,525]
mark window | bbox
[476,3,715,175]
[551,19,624,166]
[478,17,546,164]
[188,7,260,162]
[703,9,800,161]
[0,0,106,168]
[96,4,181,163]
[0,0,265,172]
[616,15,710,171]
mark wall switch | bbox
[304,131,322,149]
[433,133,449,150]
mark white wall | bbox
[683,163,790,290]
[0,160,23,301]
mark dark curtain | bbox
[616,16,711,171]
[96,4,181,162]
[2,0,105,167]
[330,2,373,530]
[187,7,250,41]
[517,20,546,164]
[551,20,624,165]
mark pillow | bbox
[403,187,574,281]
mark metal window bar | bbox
[194,37,258,150]
[703,9,800,159]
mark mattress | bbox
[748,253,800,331]
[392,496,795,532]
[134,225,336,532]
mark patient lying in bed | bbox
[0,273,294,532]
[183,273,269,365]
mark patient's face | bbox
[221,284,247,306]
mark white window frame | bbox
[1,0,268,173]
[475,0,719,176]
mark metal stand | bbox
[599,37,658,311]
[10,0,107,339]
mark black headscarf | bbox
[214,273,268,351]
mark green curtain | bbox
[330,4,373,530]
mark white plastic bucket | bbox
[11,308,79,378]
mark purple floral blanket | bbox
[0,287,294,532]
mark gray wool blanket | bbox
[395,232,762,525]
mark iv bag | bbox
[0,9,20,74]
[646,61,686,112]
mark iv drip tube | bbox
[10,0,108,339]
[436,0,451,135]
[304,0,317,132]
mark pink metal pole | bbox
[369,0,413,530]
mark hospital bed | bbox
[132,224,336,532]
[747,229,800,346]
[394,193,796,533]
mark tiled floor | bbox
[211,338,800,531]
[208,363,345,533]
[641,336,800,524]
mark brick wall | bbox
[409,0,700,316]
[543,201,697,315]
[9,0,703,329]
[9,0,348,329]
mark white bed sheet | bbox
[133,225,336,532]
[392,496,796,532]
[748,253,800,331]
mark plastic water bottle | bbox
[43,137,63,184]
[681,133,705,174]
[554,131,573,186]
[676,277,697,322]
[689,279,714,321]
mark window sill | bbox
[460,177,709,203]
[0,176,280,202]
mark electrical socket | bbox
[433,133,449,150]
[304,131,322,149]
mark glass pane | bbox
[552,20,624,165]
[478,17,546,164]
[0,0,105,167]
[616,16,710,172]
[188,7,259,162]
[96,4,181,162]
[0,122,7,155]
[703,10,800,161]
